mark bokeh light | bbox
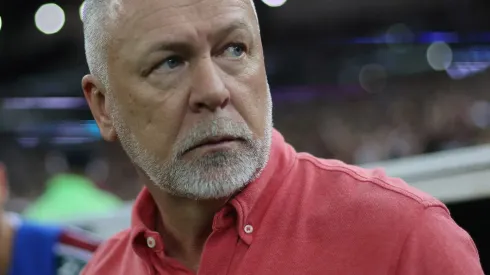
[261,0,288,7]
[426,42,453,71]
[35,3,65,35]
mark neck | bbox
[0,214,14,275]
[146,183,228,271]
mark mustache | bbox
[174,118,253,156]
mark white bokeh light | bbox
[80,1,86,21]
[0,16,3,32]
[35,3,65,35]
[426,42,453,71]
[261,0,288,7]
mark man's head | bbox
[82,0,272,199]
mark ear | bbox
[0,163,8,203]
[82,75,118,142]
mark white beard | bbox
[110,91,273,200]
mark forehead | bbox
[112,0,255,37]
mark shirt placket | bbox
[197,206,243,275]
[144,232,192,275]
[198,226,239,275]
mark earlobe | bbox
[106,128,118,142]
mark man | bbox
[0,163,100,275]
[80,0,484,274]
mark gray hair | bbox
[82,0,120,88]
[82,0,257,89]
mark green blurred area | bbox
[22,174,123,223]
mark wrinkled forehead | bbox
[109,0,257,34]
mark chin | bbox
[145,133,271,199]
[155,157,260,200]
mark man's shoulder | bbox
[293,153,445,211]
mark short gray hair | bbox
[82,0,257,88]
[82,0,114,88]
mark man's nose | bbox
[188,58,230,113]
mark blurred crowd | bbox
[1,72,489,206]
[275,72,490,164]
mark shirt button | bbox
[244,224,254,234]
[147,237,156,248]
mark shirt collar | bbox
[130,187,157,245]
[230,129,296,240]
[130,129,297,246]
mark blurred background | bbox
[1,0,490,271]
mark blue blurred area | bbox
[84,121,101,138]
[351,32,490,44]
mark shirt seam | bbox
[434,206,480,256]
[393,205,457,273]
[393,205,429,274]
[297,156,440,208]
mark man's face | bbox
[84,0,272,199]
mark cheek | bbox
[123,88,187,156]
[252,83,271,128]
[231,72,270,137]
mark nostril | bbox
[220,98,229,109]
[196,102,207,109]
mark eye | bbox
[223,43,247,58]
[157,56,184,71]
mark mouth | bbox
[184,136,243,154]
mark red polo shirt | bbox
[82,130,483,275]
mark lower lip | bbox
[192,140,239,153]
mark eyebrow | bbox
[211,20,252,43]
[141,20,253,56]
